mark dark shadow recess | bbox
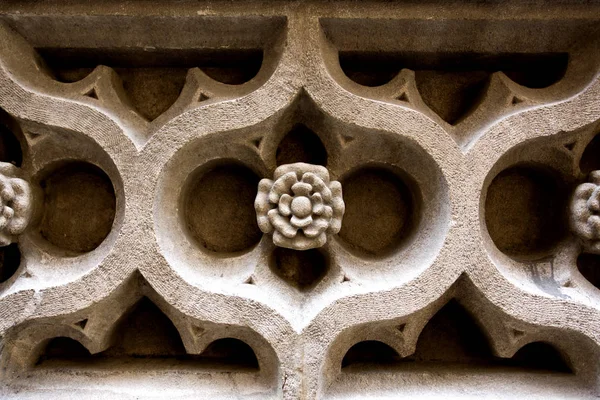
[39,161,116,254]
[580,132,600,174]
[485,163,568,260]
[342,300,572,373]
[276,124,328,166]
[0,120,23,167]
[36,297,259,371]
[339,51,568,124]
[183,161,262,254]
[577,253,600,290]
[339,167,420,256]
[270,247,328,290]
[0,243,21,283]
[38,48,263,121]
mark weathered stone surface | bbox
[0,1,598,399]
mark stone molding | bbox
[0,2,598,399]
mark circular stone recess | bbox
[183,162,262,253]
[485,164,568,259]
[40,162,116,254]
[338,167,418,256]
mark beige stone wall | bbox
[0,1,599,398]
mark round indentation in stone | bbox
[40,162,116,254]
[270,247,328,290]
[485,164,568,259]
[338,167,419,256]
[183,162,262,253]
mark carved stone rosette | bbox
[0,162,32,246]
[571,170,600,252]
[255,163,345,250]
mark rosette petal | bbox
[268,209,298,238]
[274,162,330,183]
[273,230,327,250]
[311,193,324,214]
[0,175,15,202]
[301,173,332,202]
[279,194,293,216]
[269,172,297,204]
[0,215,8,230]
[589,188,600,212]
[304,217,329,238]
[255,179,274,233]
[0,231,11,246]
[291,215,312,228]
[6,178,32,234]
[591,171,600,185]
[291,182,312,196]
[328,180,345,234]
[0,163,33,244]
[589,215,600,239]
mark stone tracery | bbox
[0,2,598,400]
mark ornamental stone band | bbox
[1,2,600,400]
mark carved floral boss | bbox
[571,171,600,252]
[0,162,32,246]
[255,163,345,250]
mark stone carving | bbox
[255,163,345,250]
[2,4,600,400]
[571,171,600,252]
[0,162,32,246]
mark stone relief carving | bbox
[255,163,344,250]
[0,162,32,246]
[571,171,600,252]
[0,3,599,400]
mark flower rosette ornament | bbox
[255,163,345,250]
[570,170,600,253]
[0,162,32,246]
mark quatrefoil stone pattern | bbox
[255,163,345,250]
[0,162,32,246]
[571,171,600,252]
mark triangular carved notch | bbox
[511,96,523,105]
[251,137,262,149]
[396,92,409,102]
[74,319,88,330]
[84,88,98,100]
[340,135,355,146]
